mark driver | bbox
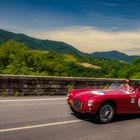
[125,79,134,93]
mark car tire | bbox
[95,103,115,124]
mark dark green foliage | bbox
[0,40,70,76]
[0,40,139,78]
[117,59,140,78]
[0,40,126,77]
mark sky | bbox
[0,0,140,55]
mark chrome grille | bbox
[73,99,83,109]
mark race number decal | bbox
[138,97,140,108]
[91,91,104,95]
[131,97,135,104]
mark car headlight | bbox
[66,93,73,99]
[66,93,70,99]
[88,99,93,107]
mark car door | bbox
[117,93,138,113]
[135,89,140,112]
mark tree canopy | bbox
[0,40,139,78]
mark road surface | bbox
[0,96,140,140]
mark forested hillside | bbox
[117,59,140,78]
[0,40,128,78]
[0,29,139,63]
[0,29,84,55]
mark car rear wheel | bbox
[95,103,115,124]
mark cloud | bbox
[96,1,119,7]
[27,26,140,55]
[33,18,41,24]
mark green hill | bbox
[0,29,139,63]
[0,29,139,78]
[0,40,126,78]
[117,59,140,79]
[0,29,84,55]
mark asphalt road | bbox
[0,96,140,140]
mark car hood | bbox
[74,89,124,101]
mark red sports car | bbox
[67,82,140,123]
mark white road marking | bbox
[0,119,83,132]
[0,97,66,102]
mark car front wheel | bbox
[95,103,115,123]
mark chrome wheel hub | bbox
[100,105,114,121]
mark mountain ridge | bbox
[91,50,140,62]
[0,29,139,62]
[0,29,85,55]
[0,32,140,78]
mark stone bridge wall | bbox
[0,75,139,96]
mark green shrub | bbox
[67,84,74,92]
[2,89,8,96]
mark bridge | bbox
[0,75,139,96]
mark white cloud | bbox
[33,18,41,24]
[27,26,140,55]
[98,2,119,7]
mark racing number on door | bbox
[138,97,140,108]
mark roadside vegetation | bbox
[0,40,139,78]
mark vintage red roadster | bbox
[67,81,140,123]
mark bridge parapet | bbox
[0,75,139,96]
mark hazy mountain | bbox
[0,29,84,55]
[91,50,140,62]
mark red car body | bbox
[67,83,140,123]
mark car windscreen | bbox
[109,83,133,94]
